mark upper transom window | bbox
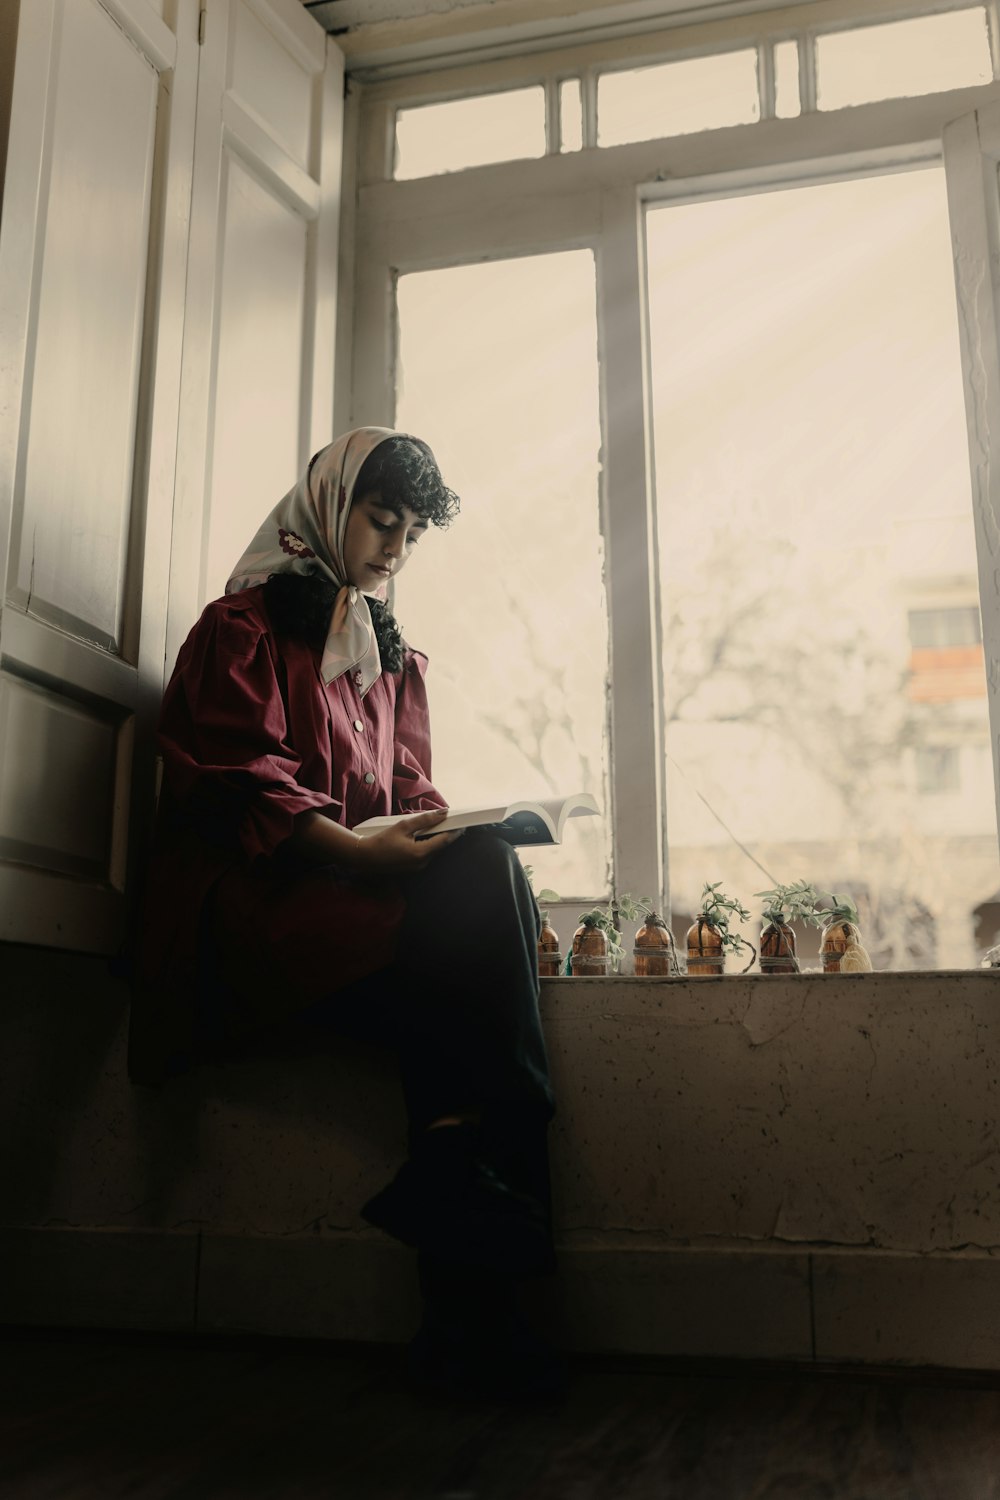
[387,4,996,180]
[597,49,760,147]
[394,87,545,178]
[816,8,992,111]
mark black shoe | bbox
[362,1154,554,1274]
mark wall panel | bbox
[10,0,157,654]
[206,153,307,598]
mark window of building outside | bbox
[647,166,999,971]
[915,746,962,793]
[908,606,982,648]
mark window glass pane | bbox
[394,88,545,179]
[598,50,759,147]
[395,253,610,896]
[647,167,999,971]
[816,9,991,111]
[915,746,961,794]
[560,78,583,151]
[774,40,800,118]
[908,606,982,648]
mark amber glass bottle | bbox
[685,913,725,976]
[537,914,562,977]
[570,919,609,976]
[634,912,680,975]
[759,918,798,974]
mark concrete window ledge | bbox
[3,970,1000,1369]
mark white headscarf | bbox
[226,427,400,697]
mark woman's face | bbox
[343,490,428,592]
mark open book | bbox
[354,791,600,847]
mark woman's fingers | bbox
[405,807,451,834]
[395,811,461,861]
[353,809,462,872]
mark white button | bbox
[353,719,364,732]
[363,772,375,784]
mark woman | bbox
[131,427,561,1396]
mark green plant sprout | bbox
[754,880,825,927]
[818,892,860,926]
[696,882,754,959]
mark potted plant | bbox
[818,893,873,973]
[537,909,563,976]
[633,910,682,976]
[525,866,564,977]
[567,893,651,976]
[686,883,755,976]
[754,880,823,973]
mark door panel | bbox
[230,0,313,170]
[207,151,308,599]
[9,0,158,653]
[0,671,120,879]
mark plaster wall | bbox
[3,948,1000,1365]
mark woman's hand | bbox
[351,808,462,874]
[290,806,460,872]
[284,804,461,876]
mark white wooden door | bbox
[0,0,341,954]
[0,0,200,952]
[166,0,342,671]
[943,104,1000,856]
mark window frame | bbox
[345,0,1000,930]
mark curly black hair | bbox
[263,574,406,671]
[353,434,460,528]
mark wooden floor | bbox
[3,1328,1000,1499]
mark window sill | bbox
[542,968,1000,980]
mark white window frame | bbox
[344,0,1000,931]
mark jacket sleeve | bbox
[158,604,337,861]
[392,648,449,814]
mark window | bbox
[394,88,546,178]
[908,606,982,648]
[774,40,800,119]
[393,252,610,898]
[379,4,998,184]
[647,166,998,969]
[915,746,961,793]
[907,599,986,700]
[354,0,1000,967]
[597,50,759,146]
[816,9,992,111]
[559,79,583,152]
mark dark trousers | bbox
[241,830,555,1213]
